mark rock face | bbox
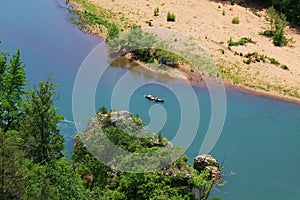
[193,154,221,180]
[110,111,132,124]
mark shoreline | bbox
[124,55,300,105]
[68,0,300,105]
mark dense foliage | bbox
[72,109,217,199]
[235,0,300,26]
[266,0,300,26]
[0,48,219,199]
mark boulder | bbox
[194,154,220,180]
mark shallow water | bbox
[1,0,300,199]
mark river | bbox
[1,0,300,199]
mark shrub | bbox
[244,59,251,65]
[269,57,280,65]
[145,20,153,26]
[281,65,289,70]
[259,30,273,37]
[154,7,159,16]
[232,16,240,24]
[107,23,120,37]
[99,106,108,114]
[228,37,256,46]
[222,9,225,16]
[167,12,176,21]
[230,0,236,5]
[260,54,267,62]
[260,6,293,46]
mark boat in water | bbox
[145,94,164,103]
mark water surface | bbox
[1,1,300,199]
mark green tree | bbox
[107,27,157,62]
[260,6,292,46]
[21,79,64,164]
[0,130,28,199]
[72,137,111,190]
[0,49,26,199]
[0,49,26,132]
[23,158,89,200]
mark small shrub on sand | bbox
[232,17,240,24]
[228,37,256,46]
[281,65,289,70]
[269,57,280,65]
[167,12,176,21]
[154,7,159,16]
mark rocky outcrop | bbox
[194,154,221,180]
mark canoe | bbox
[145,94,164,103]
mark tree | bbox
[0,49,26,199]
[72,136,111,190]
[0,49,26,131]
[107,27,157,62]
[260,6,292,46]
[21,79,64,164]
[23,159,89,200]
[0,130,28,199]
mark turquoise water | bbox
[1,0,300,199]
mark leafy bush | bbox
[260,6,293,46]
[230,0,236,5]
[232,16,240,24]
[167,12,176,22]
[154,7,159,16]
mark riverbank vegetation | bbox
[70,0,131,38]
[0,47,221,199]
[107,27,183,67]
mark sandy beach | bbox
[70,0,300,103]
